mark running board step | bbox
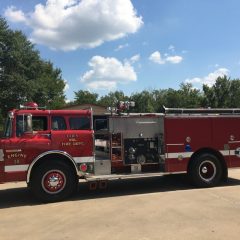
[85,171,184,181]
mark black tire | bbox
[30,161,77,203]
[188,153,222,187]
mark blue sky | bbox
[1,0,240,102]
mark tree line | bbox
[72,75,240,113]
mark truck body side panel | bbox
[165,116,240,172]
[165,116,212,172]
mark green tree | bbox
[202,76,240,108]
[98,91,128,107]
[0,17,66,115]
[131,90,155,112]
[0,108,3,132]
[151,89,166,112]
[202,76,230,107]
[178,83,203,107]
[161,88,181,108]
[74,90,98,104]
[228,79,240,107]
[32,61,66,109]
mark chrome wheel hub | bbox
[202,166,208,174]
[199,160,216,182]
[42,170,66,194]
[48,176,61,187]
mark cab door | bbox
[50,115,94,159]
[69,115,94,159]
[0,112,18,182]
[3,114,51,182]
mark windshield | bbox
[3,115,12,138]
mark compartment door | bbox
[166,143,187,172]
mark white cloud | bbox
[64,80,70,92]
[185,68,230,87]
[87,81,117,90]
[149,51,183,64]
[128,54,140,64]
[115,43,129,51]
[149,51,165,64]
[166,55,183,64]
[4,6,26,23]
[81,56,137,90]
[5,0,143,51]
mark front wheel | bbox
[188,154,222,187]
[30,161,77,202]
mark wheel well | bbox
[28,153,78,184]
[188,148,228,181]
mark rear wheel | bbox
[189,153,222,187]
[30,161,77,202]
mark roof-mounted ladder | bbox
[163,106,240,115]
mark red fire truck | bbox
[0,102,240,202]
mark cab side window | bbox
[32,116,48,131]
[16,115,48,137]
[69,117,91,130]
[51,116,67,130]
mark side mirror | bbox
[8,111,14,119]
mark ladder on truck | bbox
[163,106,240,115]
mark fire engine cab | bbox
[0,102,240,202]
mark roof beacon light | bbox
[20,102,38,110]
[20,102,47,110]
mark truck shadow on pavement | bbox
[1,174,240,209]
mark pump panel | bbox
[124,138,159,165]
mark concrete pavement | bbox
[0,170,240,240]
